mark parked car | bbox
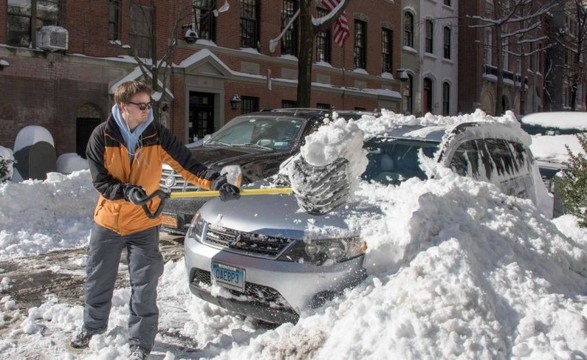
[183,119,552,324]
[522,111,587,217]
[520,111,587,136]
[159,108,375,234]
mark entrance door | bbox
[188,92,215,142]
[76,117,101,158]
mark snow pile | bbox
[300,112,367,170]
[0,170,96,260]
[214,175,587,360]
[56,153,89,174]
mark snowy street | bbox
[1,110,587,359]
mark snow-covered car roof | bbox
[355,109,531,147]
[521,111,587,135]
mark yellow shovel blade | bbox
[169,187,293,199]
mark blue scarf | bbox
[112,104,154,159]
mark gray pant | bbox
[83,223,164,352]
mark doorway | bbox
[76,117,101,158]
[188,92,215,142]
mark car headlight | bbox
[278,237,367,265]
[186,211,206,241]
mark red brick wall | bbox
[1,0,402,156]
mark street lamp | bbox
[0,59,10,71]
[230,94,241,110]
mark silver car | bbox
[184,122,548,324]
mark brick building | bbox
[456,0,585,115]
[0,0,404,158]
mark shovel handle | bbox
[170,187,292,199]
[137,188,292,218]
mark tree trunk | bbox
[519,52,527,114]
[493,0,505,116]
[297,0,314,107]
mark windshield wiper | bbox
[241,143,273,150]
[207,140,233,147]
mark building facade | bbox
[544,0,587,111]
[458,0,558,115]
[0,0,405,157]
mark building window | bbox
[353,20,367,69]
[193,0,217,41]
[425,20,434,54]
[423,78,433,114]
[7,0,61,47]
[240,0,260,49]
[281,100,298,108]
[316,103,331,109]
[444,0,451,6]
[406,74,414,114]
[484,28,492,65]
[315,7,331,63]
[129,4,153,58]
[280,0,298,56]
[381,28,393,73]
[108,0,121,41]
[443,26,451,59]
[404,12,414,48]
[443,82,450,115]
[502,40,509,69]
[241,96,259,114]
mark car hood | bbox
[199,192,382,241]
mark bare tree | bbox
[267,0,351,107]
[467,0,555,115]
[124,1,193,121]
[296,0,351,107]
[546,0,587,110]
[506,2,556,114]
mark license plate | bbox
[211,262,246,292]
[161,214,178,228]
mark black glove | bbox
[212,176,241,201]
[123,184,147,205]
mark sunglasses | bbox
[127,101,153,111]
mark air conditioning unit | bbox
[37,26,69,51]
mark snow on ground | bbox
[0,110,587,359]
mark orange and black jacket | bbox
[86,115,218,235]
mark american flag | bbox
[321,0,350,47]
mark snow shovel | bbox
[284,155,351,215]
[135,187,293,219]
[137,156,352,218]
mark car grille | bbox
[160,167,199,192]
[205,226,293,258]
[190,269,292,310]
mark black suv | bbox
[159,108,373,234]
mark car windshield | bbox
[207,115,305,151]
[362,138,439,185]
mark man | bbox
[70,81,239,360]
